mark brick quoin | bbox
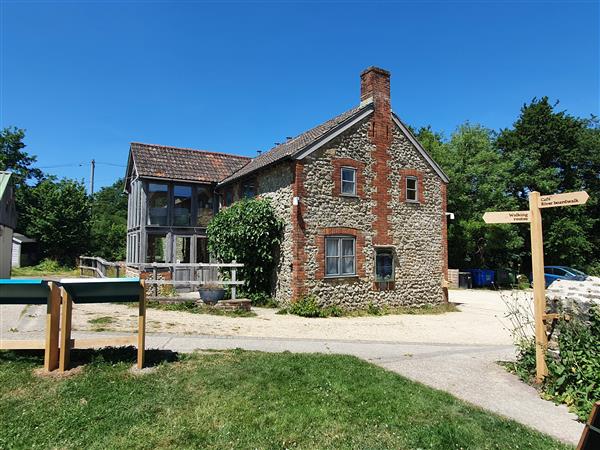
[441,182,448,279]
[362,67,393,246]
[291,161,307,300]
[332,158,366,198]
[315,227,365,279]
[399,169,426,204]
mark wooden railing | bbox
[78,255,122,278]
[78,256,245,299]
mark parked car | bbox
[530,266,588,288]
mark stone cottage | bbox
[125,67,449,307]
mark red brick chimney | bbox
[360,66,390,104]
[361,66,393,245]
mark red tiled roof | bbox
[130,143,251,184]
[219,103,373,184]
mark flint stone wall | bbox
[255,162,294,303]
[299,118,444,308]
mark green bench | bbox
[0,279,61,371]
[58,278,146,371]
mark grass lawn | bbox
[10,259,79,278]
[0,349,571,450]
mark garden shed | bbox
[11,233,38,268]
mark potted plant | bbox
[198,281,226,305]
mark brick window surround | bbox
[332,158,365,198]
[315,227,365,279]
[399,169,425,204]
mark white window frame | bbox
[405,176,419,203]
[325,236,356,277]
[340,167,357,196]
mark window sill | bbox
[404,200,420,205]
[324,274,359,280]
[340,194,359,198]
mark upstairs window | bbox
[242,181,256,199]
[222,189,234,207]
[196,186,213,227]
[406,176,418,202]
[147,183,168,226]
[341,167,357,196]
[325,236,356,277]
[173,185,192,226]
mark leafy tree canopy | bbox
[0,127,43,187]
[417,123,524,269]
[22,178,91,265]
[90,178,127,260]
[496,97,600,270]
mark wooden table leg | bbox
[44,282,61,371]
[137,281,146,369]
[59,290,72,372]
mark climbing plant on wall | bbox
[207,198,284,295]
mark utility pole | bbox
[89,159,95,196]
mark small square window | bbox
[375,249,394,282]
[341,167,357,196]
[406,177,418,202]
[224,189,234,206]
[242,181,256,199]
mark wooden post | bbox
[59,289,73,372]
[152,263,158,297]
[529,191,549,382]
[231,260,237,300]
[44,282,61,371]
[137,280,146,369]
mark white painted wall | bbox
[0,224,13,278]
[11,240,21,268]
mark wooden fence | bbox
[78,256,245,299]
[78,255,122,278]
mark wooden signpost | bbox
[483,190,589,383]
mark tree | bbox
[496,98,600,271]
[0,127,44,234]
[90,178,128,260]
[207,198,283,295]
[22,178,91,264]
[0,127,43,186]
[416,123,524,269]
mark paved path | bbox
[0,290,585,445]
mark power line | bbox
[37,163,84,169]
[96,161,126,168]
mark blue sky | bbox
[1,1,598,190]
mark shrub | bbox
[207,198,283,296]
[247,292,278,308]
[286,295,325,318]
[367,301,383,316]
[543,306,600,420]
[505,295,600,421]
[586,261,600,277]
